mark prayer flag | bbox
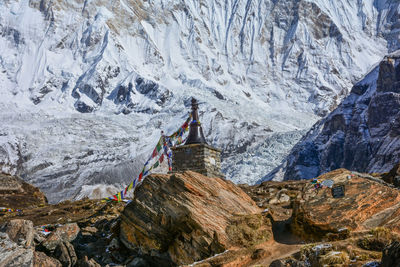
[152,147,158,158]
[156,141,162,152]
[127,181,134,191]
[154,161,160,168]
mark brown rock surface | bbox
[120,171,269,266]
[42,223,80,252]
[290,169,400,240]
[0,173,47,209]
[33,251,62,267]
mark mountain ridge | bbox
[1,0,400,201]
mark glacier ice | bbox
[1,0,400,201]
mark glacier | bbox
[0,0,399,202]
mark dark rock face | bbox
[381,241,400,267]
[272,53,400,181]
[383,162,400,187]
[54,241,77,267]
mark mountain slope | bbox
[1,0,400,201]
[266,50,400,181]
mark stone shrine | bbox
[171,98,224,178]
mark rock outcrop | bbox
[268,52,400,181]
[120,171,270,266]
[0,219,35,248]
[383,162,400,187]
[289,169,400,240]
[0,198,126,267]
[41,223,80,252]
[0,173,47,209]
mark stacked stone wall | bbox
[172,144,224,178]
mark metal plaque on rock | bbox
[331,184,345,198]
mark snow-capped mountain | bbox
[1,0,400,202]
[264,51,400,182]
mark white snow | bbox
[0,0,399,202]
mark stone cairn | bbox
[171,98,224,178]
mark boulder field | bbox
[1,169,400,266]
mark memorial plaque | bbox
[331,184,345,198]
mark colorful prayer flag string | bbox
[102,113,192,202]
[0,208,22,213]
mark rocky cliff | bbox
[267,51,400,181]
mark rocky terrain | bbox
[3,0,400,201]
[0,173,47,208]
[267,51,400,182]
[1,168,400,266]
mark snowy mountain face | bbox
[1,0,400,202]
[266,51,400,181]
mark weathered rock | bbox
[0,232,34,267]
[0,173,47,209]
[381,241,400,267]
[42,223,80,251]
[291,169,400,241]
[0,219,34,247]
[120,171,267,266]
[33,251,62,267]
[54,241,77,267]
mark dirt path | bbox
[254,241,302,266]
[251,218,303,266]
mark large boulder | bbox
[0,231,61,267]
[54,241,77,267]
[291,169,400,241]
[42,223,80,252]
[0,232,35,266]
[0,219,34,247]
[120,171,269,266]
